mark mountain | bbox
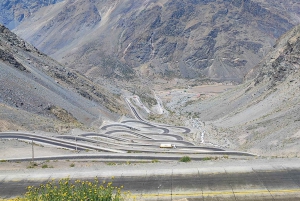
[0,24,127,133]
[183,24,300,156]
[13,0,300,83]
[0,0,62,29]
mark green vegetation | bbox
[9,178,128,201]
[151,159,159,163]
[41,164,48,169]
[139,94,157,107]
[203,157,213,161]
[0,160,7,162]
[27,162,38,169]
[70,163,75,167]
[179,156,191,162]
[106,162,117,166]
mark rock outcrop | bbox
[183,24,300,156]
[0,24,127,132]
[12,0,300,82]
[0,0,62,29]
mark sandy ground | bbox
[0,139,77,159]
[156,84,235,106]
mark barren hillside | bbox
[0,0,62,29]
[183,24,300,156]
[13,0,300,82]
[0,24,128,132]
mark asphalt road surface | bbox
[0,97,257,159]
[2,96,295,200]
[1,162,299,200]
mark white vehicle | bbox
[160,144,176,149]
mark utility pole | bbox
[31,140,34,163]
[75,136,77,152]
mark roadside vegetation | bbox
[179,156,191,162]
[7,177,129,201]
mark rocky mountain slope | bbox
[0,0,62,29]
[183,24,300,156]
[0,24,127,133]
[13,0,300,82]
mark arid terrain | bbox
[12,0,300,83]
[0,0,299,162]
[1,2,300,201]
[182,24,300,157]
[0,24,129,133]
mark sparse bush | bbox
[179,156,191,162]
[152,159,159,163]
[70,163,75,167]
[42,164,48,169]
[27,162,38,169]
[203,157,213,161]
[10,177,129,201]
[106,162,116,166]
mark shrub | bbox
[203,157,213,161]
[10,178,128,201]
[41,164,48,169]
[70,163,75,167]
[27,162,38,169]
[106,162,117,166]
[179,156,191,162]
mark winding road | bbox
[0,96,256,161]
[1,97,298,201]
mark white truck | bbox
[160,144,176,149]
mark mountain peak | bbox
[0,0,63,29]
[12,0,300,83]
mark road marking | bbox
[134,189,300,198]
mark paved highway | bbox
[121,120,170,134]
[0,132,126,153]
[1,159,299,200]
[124,97,192,134]
[0,97,299,200]
[0,97,257,160]
[0,131,256,156]
[104,130,154,140]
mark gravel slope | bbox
[0,24,127,132]
[182,25,300,157]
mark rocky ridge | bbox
[13,0,300,83]
[0,0,62,29]
[182,24,300,156]
[0,24,128,132]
